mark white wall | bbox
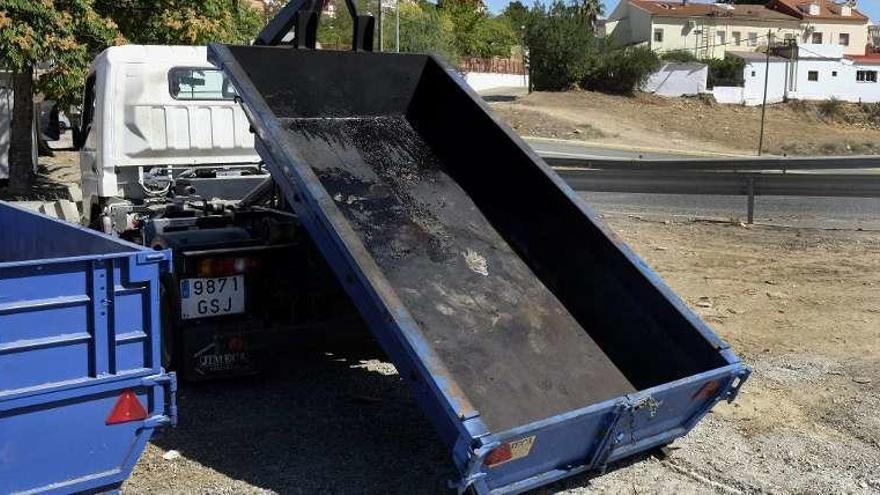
[643,63,708,97]
[797,43,844,59]
[740,59,788,105]
[465,72,529,92]
[713,86,745,104]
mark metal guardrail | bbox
[543,154,880,172]
[555,170,880,198]
[543,154,880,223]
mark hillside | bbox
[489,89,880,156]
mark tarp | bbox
[643,63,708,97]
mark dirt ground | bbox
[489,90,880,156]
[124,214,880,494]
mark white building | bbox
[790,45,880,102]
[716,45,880,105]
[607,1,802,60]
[714,51,790,105]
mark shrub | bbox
[818,97,844,120]
[582,44,661,95]
[661,49,699,63]
[788,99,810,114]
[860,102,880,125]
[706,55,745,88]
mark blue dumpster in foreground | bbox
[0,201,176,495]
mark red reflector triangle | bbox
[106,389,148,425]
[484,443,513,467]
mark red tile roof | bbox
[847,54,880,65]
[767,0,868,22]
[630,0,799,21]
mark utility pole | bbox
[396,0,400,52]
[378,0,384,51]
[757,29,772,156]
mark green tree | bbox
[94,0,264,45]
[381,0,458,63]
[524,1,594,90]
[525,1,659,94]
[500,1,529,31]
[577,0,603,29]
[0,0,120,187]
[442,0,516,59]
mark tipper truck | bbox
[76,44,360,380]
[0,0,749,493]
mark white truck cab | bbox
[79,45,262,231]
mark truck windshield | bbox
[169,68,237,100]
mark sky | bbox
[484,0,880,22]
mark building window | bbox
[808,70,819,82]
[832,71,838,77]
[654,29,664,43]
[811,32,823,44]
[716,31,726,45]
[856,70,878,83]
[733,31,742,46]
[748,32,758,47]
[751,71,757,77]
[839,33,850,46]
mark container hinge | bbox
[725,367,751,403]
[137,250,171,265]
[142,371,178,427]
[585,401,628,473]
[449,438,499,494]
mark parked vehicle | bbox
[0,201,176,494]
[208,3,750,492]
[76,45,360,380]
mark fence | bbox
[540,153,880,224]
[459,57,526,75]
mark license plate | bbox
[180,275,245,320]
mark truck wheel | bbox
[160,282,176,370]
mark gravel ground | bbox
[125,214,880,494]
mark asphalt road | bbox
[526,137,880,230]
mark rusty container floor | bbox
[280,116,635,432]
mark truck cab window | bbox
[169,68,237,100]
[75,74,97,149]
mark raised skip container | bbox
[209,40,750,494]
